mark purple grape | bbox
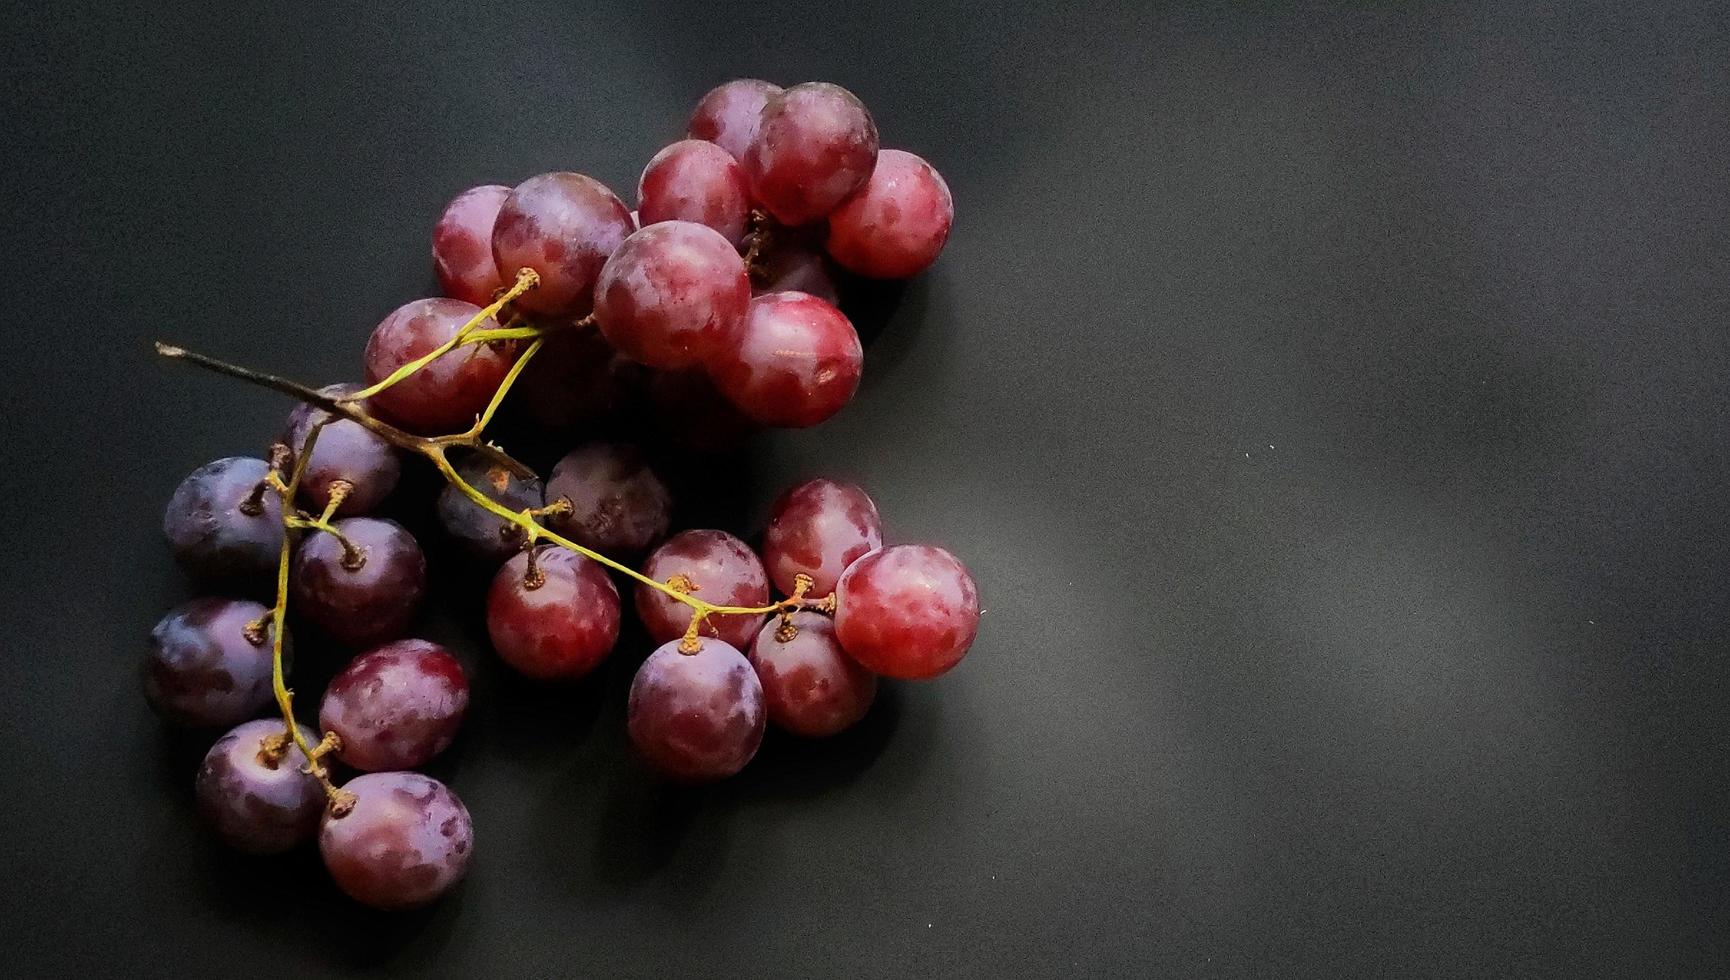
[491,172,635,317]
[437,455,544,564]
[755,240,838,304]
[163,456,284,583]
[195,719,325,854]
[748,612,877,737]
[635,530,770,650]
[545,442,672,553]
[486,547,620,681]
[291,518,426,647]
[594,221,751,370]
[319,640,469,772]
[281,384,401,516]
[144,597,278,728]
[432,183,510,306]
[709,291,863,428]
[320,772,472,910]
[761,477,883,596]
[687,79,783,162]
[638,139,752,244]
[834,544,979,680]
[742,82,879,225]
[627,637,765,782]
[826,149,954,279]
[362,297,518,435]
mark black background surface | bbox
[2,1,1727,976]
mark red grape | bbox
[319,639,469,771]
[627,637,764,782]
[826,149,954,279]
[761,478,883,596]
[748,612,877,737]
[594,221,750,370]
[834,544,979,680]
[638,139,752,244]
[437,455,544,564]
[291,518,426,648]
[491,172,635,317]
[743,82,879,225]
[485,546,620,681]
[635,530,770,649]
[144,597,277,728]
[516,326,646,433]
[687,78,782,162]
[163,456,283,583]
[320,772,471,910]
[545,442,672,553]
[709,291,863,428]
[196,719,325,854]
[754,240,838,304]
[282,383,401,516]
[362,297,517,434]
[432,184,510,306]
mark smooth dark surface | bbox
[2,2,1728,976]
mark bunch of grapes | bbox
[150,79,976,912]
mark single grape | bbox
[645,369,757,455]
[636,530,770,649]
[826,149,954,278]
[281,383,401,516]
[754,240,838,304]
[163,456,284,583]
[638,139,752,244]
[743,82,879,225]
[834,545,979,680]
[748,612,877,737]
[761,478,883,596]
[144,597,278,728]
[627,637,765,782]
[516,325,647,433]
[709,291,863,428]
[437,455,544,564]
[195,719,325,854]
[545,442,672,553]
[594,221,751,370]
[362,297,518,434]
[319,639,469,771]
[320,772,472,910]
[432,184,510,306]
[486,546,620,680]
[291,518,426,648]
[687,78,783,162]
[491,172,635,317]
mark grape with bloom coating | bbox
[710,291,863,428]
[835,544,979,679]
[627,637,765,782]
[362,297,517,434]
[546,442,672,553]
[594,221,750,370]
[687,78,783,162]
[749,612,877,737]
[282,383,401,516]
[291,518,426,648]
[163,456,283,584]
[320,772,472,910]
[437,456,544,564]
[755,241,838,304]
[491,172,635,317]
[196,719,325,854]
[319,640,469,771]
[432,184,510,305]
[762,478,883,596]
[486,547,620,681]
[826,149,954,279]
[743,82,879,225]
[638,140,752,244]
[144,597,277,728]
[635,530,770,649]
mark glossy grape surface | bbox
[834,544,979,680]
[491,172,635,317]
[362,297,516,434]
[282,383,401,516]
[627,638,765,782]
[761,478,883,596]
[638,139,752,244]
[826,149,954,279]
[291,518,426,648]
[710,291,863,428]
[636,530,770,649]
[749,612,877,737]
[432,184,510,306]
[743,82,879,225]
[686,78,783,162]
[144,597,277,728]
[319,639,469,771]
[486,547,620,681]
[437,455,544,564]
[594,221,751,370]
[163,456,283,583]
[195,719,325,854]
[320,772,472,910]
[545,442,672,553]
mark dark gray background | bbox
[2,1,1727,976]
